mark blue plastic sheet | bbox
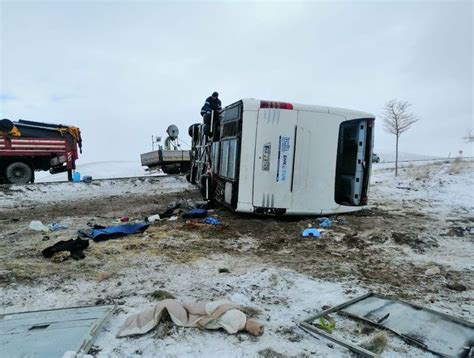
[302,227,320,238]
[182,208,208,219]
[318,217,333,228]
[203,216,221,225]
[79,223,149,242]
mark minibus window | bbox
[228,139,237,179]
[219,138,238,180]
[220,141,229,177]
[335,119,371,206]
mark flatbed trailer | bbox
[0,119,82,184]
[140,149,191,174]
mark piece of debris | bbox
[300,292,474,357]
[218,268,230,273]
[42,238,89,260]
[360,332,388,354]
[425,266,441,276]
[78,223,149,242]
[0,305,114,357]
[117,298,264,338]
[29,220,49,232]
[159,203,181,219]
[149,290,176,301]
[337,217,349,225]
[120,216,129,223]
[51,251,71,263]
[396,186,418,191]
[257,348,286,358]
[318,217,333,228]
[315,316,335,334]
[168,216,178,221]
[302,225,320,238]
[147,214,161,223]
[82,175,93,183]
[446,282,467,292]
[47,223,69,232]
[182,208,208,219]
[202,216,221,225]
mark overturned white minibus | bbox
[188,98,375,215]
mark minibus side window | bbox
[219,138,238,180]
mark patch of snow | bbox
[35,161,160,183]
[1,256,355,357]
[0,175,192,209]
[374,151,444,163]
[1,254,441,357]
[370,159,474,219]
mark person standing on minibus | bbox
[200,92,222,117]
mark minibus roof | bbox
[235,98,375,119]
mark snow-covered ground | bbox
[0,158,472,358]
[35,161,159,183]
[371,158,474,218]
[373,151,444,163]
[0,175,192,209]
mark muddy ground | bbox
[0,161,473,356]
[0,174,472,316]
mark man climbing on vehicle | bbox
[200,91,222,117]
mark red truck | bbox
[0,119,82,184]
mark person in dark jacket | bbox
[200,92,222,117]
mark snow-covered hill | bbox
[374,151,444,162]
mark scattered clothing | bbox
[47,223,69,232]
[202,216,221,225]
[158,200,207,220]
[51,251,71,263]
[182,208,208,219]
[302,227,320,238]
[78,223,149,242]
[159,204,181,219]
[147,214,161,223]
[29,220,49,232]
[318,217,332,228]
[338,217,349,225]
[117,298,263,338]
[42,238,89,260]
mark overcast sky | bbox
[1,0,472,163]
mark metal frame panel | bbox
[300,292,474,358]
[0,305,115,357]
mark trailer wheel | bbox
[5,162,33,184]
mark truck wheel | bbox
[5,162,33,184]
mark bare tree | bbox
[380,99,419,176]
